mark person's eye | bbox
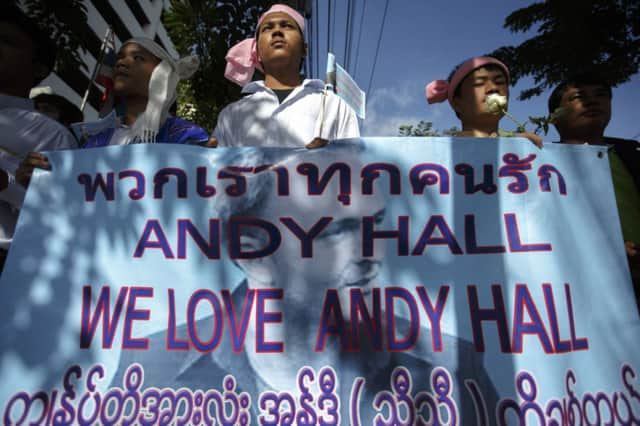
[320,227,347,240]
[261,24,272,32]
[320,222,359,241]
[134,55,144,61]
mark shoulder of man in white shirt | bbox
[1,107,77,152]
[213,78,359,145]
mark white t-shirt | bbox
[0,94,77,249]
[213,79,359,147]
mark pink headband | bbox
[425,56,510,105]
[224,4,305,86]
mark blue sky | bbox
[306,0,640,140]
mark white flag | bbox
[326,53,366,119]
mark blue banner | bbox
[1,138,638,425]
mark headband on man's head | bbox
[425,56,510,105]
[224,4,305,87]
[257,4,305,34]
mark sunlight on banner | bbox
[1,140,638,425]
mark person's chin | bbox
[475,113,501,125]
[263,52,297,67]
[112,84,128,95]
[579,115,608,128]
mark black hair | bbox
[33,93,83,127]
[548,74,612,114]
[0,4,57,82]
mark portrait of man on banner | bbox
[110,143,498,424]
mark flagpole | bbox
[80,27,113,113]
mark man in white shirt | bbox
[111,145,498,425]
[0,5,76,268]
[213,4,359,148]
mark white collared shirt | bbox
[213,79,360,147]
[0,93,77,249]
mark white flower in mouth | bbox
[485,93,508,114]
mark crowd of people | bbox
[1,3,638,306]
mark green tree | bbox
[164,0,301,132]
[398,121,439,136]
[490,0,640,100]
[441,126,460,136]
[13,0,90,73]
[398,121,459,136]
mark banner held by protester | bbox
[0,139,637,425]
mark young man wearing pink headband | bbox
[212,4,359,148]
[426,56,541,147]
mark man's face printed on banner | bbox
[238,153,386,320]
[113,43,160,98]
[256,12,306,74]
[452,65,509,123]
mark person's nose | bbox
[582,93,600,108]
[115,56,130,70]
[486,80,500,94]
[353,259,381,278]
[271,26,284,39]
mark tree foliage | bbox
[398,121,458,137]
[490,0,640,100]
[164,0,300,132]
[398,121,439,137]
[13,0,90,73]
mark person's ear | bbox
[234,235,276,287]
[450,95,463,117]
[256,44,263,63]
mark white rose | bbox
[485,94,508,114]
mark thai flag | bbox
[80,27,117,114]
[95,28,116,96]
